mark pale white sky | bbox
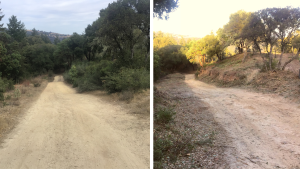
[154,0,300,38]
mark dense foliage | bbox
[154,6,300,80]
[0,0,150,94]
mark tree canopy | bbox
[6,15,26,42]
[153,0,179,20]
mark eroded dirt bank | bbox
[157,73,300,168]
[0,76,149,169]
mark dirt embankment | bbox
[156,73,300,168]
[197,53,300,103]
[0,76,149,169]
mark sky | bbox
[154,0,300,38]
[0,0,116,35]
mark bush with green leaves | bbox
[0,74,15,101]
[103,67,150,93]
[155,107,176,124]
[154,138,173,161]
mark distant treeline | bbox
[0,0,150,95]
[25,30,70,43]
[154,6,300,81]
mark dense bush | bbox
[155,107,176,124]
[103,68,150,93]
[156,45,190,72]
[0,74,15,101]
[64,60,149,93]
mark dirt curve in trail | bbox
[185,74,300,168]
[0,76,149,169]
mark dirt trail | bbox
[0,76,149,169]
[164,74,300,168]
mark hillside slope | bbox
[26,30,70,43]
[196,53,300,103]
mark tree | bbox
[281,35,300,70]
[22,43,56,72]
[0,1,4,31]
[271,7,300,69]
[153,31,177,50]
[0,32,23,80]
[54,35,60,45]
[6,15,26,42]
[97,0,147,65]
[153,0,179,20]
[239,12,265,62]
[257,8,281,70]
[224,10,251,54]
[179,36,186,46]
[31,28,39,36]
[41,33,52,44]
[156,45,189,71]
[186,39,205,66]
[67,33,85,61]
[54,39,73,69]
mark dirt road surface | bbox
[160,74,300,168]
[0,76,149,169]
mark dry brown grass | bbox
[197,53,300,103]
[86,89,150,118]
[0,77,48,143]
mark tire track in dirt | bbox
[0,76,149,169]
[181,74,300,168]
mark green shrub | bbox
[14,89,20,98]
[76,77,100,93]
[64,60,115,92]
[3,78,15,91]
[5,95,11,100]
[155,107,176,124]
[154,149,163,161]
[69,65,78,83]
[154,138,173,161]
[103,68,150,93]
[0,75,15,101]
[63,71,72,84]
[48,70,54,77]
[153,161,163,169]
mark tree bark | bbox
[269,45,273,71]
[277,48,284,69]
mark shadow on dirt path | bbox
[156,73,300,168]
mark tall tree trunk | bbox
[269,45,273,71]
[277,48,284,69]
